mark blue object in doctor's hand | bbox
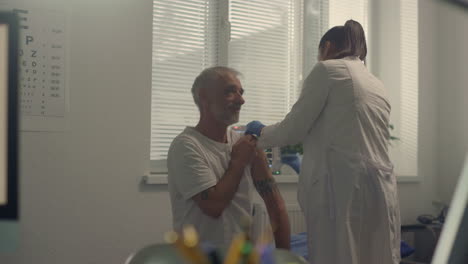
[245,121,265,137]
[281,153,301,174]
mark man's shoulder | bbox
[172,128,196,143]
[169,128,203,155]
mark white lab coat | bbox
[258,57,401,264]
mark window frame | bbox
[150,0,309,177]
[148,0,420,184]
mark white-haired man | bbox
[167,66,290,249]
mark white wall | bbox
[0,0,169,263]
[435,1,468,204]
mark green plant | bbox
[281,143,303,155]
[389,124,400,141]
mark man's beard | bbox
[210,104,240,126]
[222,112,240,126]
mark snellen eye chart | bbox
[1,1,69,131]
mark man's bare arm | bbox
[192,161,245,218]
[251,149,291,249]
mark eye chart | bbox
[1,1,69,131]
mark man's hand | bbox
[192,135,257,219]
[230,135,258,167]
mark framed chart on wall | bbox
[0,11,19,252]
[0,1,69,131]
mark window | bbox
[151,0,305,168]
[392,0,419,177]
[228,0,304,126]
[328,0,368,36]
[370,0,419,179]
[151,1,393,176]
[151,0,219,162]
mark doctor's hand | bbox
[230,135,258,168]
[245,120,265,137]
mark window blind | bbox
[397,0,419,176]
[328,0,368,39]
[151,0,304,161]
[150,0,376,164]
[151,0,219,160]
[228,0,304,125]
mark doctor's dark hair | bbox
[319,19,367,61]
[191,66,241,109]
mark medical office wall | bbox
[435,1,468,205]
[0,0,167,263]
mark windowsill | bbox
[148,160,301,185]
[143,173,300,185]
[143,173,169,185]
[144,172,421,185]
[396,174,422,183]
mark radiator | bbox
[251,203,306,241]
[286,204,306,234]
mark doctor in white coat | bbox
[246,20,401,264]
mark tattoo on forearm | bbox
[254,178,278,197]
[201,190,209,200]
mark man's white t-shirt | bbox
[167,127,254,248]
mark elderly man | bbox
[167,66,290,249]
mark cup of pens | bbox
[125,224,307,264]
